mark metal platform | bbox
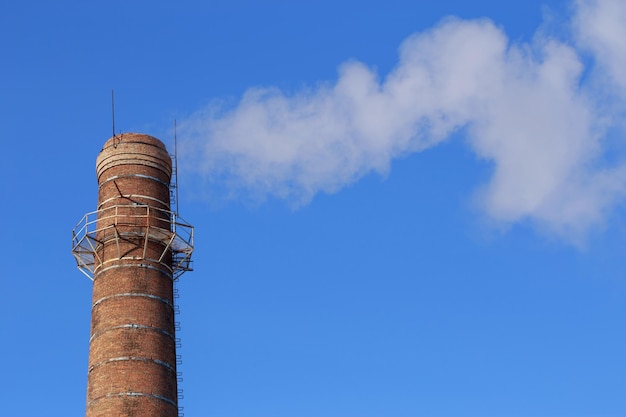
[72,204,194,280]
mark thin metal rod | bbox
[112,90,116,138]
[174,119,179,215]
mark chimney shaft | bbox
[72,133,193,417]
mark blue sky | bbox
[2,0,626,416]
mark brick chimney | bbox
[72,133,193,417]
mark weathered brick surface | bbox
[89,328,177,366]
[87,396,177,417]
[98,177,171,210]
[90,297,175,339]
[92,267,173,302]
[88,360,177,401]
[86,133,179,417]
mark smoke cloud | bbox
[179,0,626,242]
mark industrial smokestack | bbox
[72,133,194,417]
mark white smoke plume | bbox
[179,0,626,242]
[575,0,626,95]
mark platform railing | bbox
[72,204,194,280]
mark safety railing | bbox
[72,204,194,280]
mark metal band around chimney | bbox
[97,194,170,210]
[92,293,174,310]
[99,173,170,188]
[89,323,176,344]
[87,392,178,409]
[88,356,177,373]
[94,261,173,280]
